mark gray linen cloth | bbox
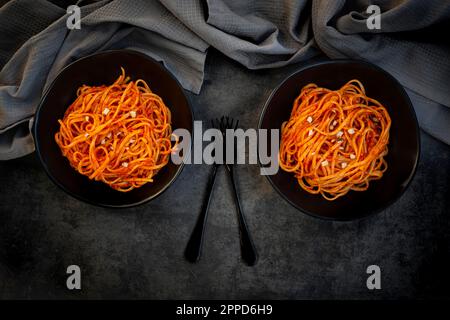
[0,0,449,160]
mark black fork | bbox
[184,120,220,263]
[219,116,258,266]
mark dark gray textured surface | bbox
[0,50,449,299]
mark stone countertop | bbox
[0,50,449,299]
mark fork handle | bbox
[226,165,258,266]
[185,164,219,263]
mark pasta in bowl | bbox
[34,50,193,207]
[279,80,391,201]
[55,68,174,192]
[259,60,419,220]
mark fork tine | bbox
[215,116,240,132]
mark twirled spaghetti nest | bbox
[279,80,391,200]
[55,68,174,192]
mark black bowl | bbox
[33,50,193,208]
[258,60,420,220]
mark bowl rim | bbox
[33,49,194,209]
[257,58,421,221]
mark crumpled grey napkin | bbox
[0,0,449,160]
[312,0,450,145]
